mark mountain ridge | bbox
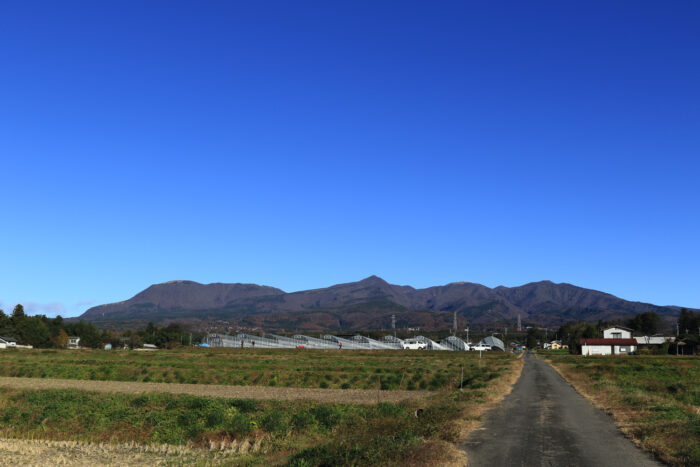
[78,276,687,331]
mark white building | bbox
[580,338,637,356]
[0,337,17,348]
[634,336,675,345]
[602,327,632,339]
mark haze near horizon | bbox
[1,1,698,317]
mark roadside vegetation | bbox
[0,351,521,465]
[0,347,504,391]
[544,354,699,466]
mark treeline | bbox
[0,305,203,349]
[107,322,204,349]
[0,305,102,348]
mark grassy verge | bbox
[544,354,699,466]
[0,352,522,465]
[0,348,503,391]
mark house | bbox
[550,340,568,350]
[0,337,17,347]
[580,338,637,356]
[603,326,632,339]
[67,336,81,348]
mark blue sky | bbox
[1,1,698,317]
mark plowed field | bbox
[0,376,430,403]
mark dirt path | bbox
[0,376,431,404]
[461,352,662,466]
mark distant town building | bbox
[634,335,675,346]
[580,338,637,356]
[549,340,568,350]
[602,327,632,339]
[0,337,17,349]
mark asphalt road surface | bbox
[462,352,662,467]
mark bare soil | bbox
[0,376,431,404]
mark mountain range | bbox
[78,276,685,332]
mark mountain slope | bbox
[79,276,684,330]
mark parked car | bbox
[402,339,427,350]
[471,344,491,351]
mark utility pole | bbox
[517,314,522,332]
[466,327,470,344]
[453,312,457,336]
[391,314,396,338]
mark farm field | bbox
[545,354,700,466]
[0,376,428,403]
[0,347,501,391]
[0,349,522,465]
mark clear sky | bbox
[1,1,698,318]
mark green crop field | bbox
[0,347,506,391]
[0,348,520,465]
[546,355,700,467]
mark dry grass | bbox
[545,355,700,466]
[0,376,429,404]
[454,354,524,441]
[0,437,253,466]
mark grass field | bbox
[545,354,700,467]
[0,349,522,465]
[0,347,502,391]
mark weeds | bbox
[546,354,699,467]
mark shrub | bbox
[291,410,316,430]
[230,399,258,413]
[260,410,290,435]
[227,413,254,437]
[310,406,344,430]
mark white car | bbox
[402,339,427,350]
[471,344,491,351]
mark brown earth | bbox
[0,376,431,404]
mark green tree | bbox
[65,321,102,348]
[51,328,69,349]
[559,321,598,354]
[0,309,11,333]
[628,312,661,335]
[526,328,542,349]
[678,308,699,336]
[17,317,51,348]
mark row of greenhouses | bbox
[205,332,504,351]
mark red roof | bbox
[579,338,637,345]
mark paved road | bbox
[462,352,662,467]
